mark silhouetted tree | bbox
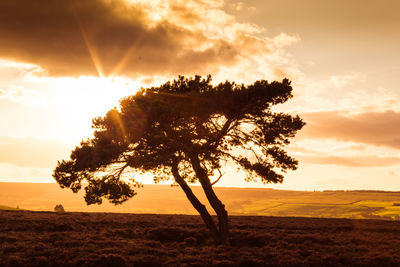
[53,75,305,244]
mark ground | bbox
[1,210,400,266]
[3,183,400,220]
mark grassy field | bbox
[1,209,400,266]
[1,183,400,220]
[237,197,400,219]
[0,205,20,211]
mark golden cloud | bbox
[0,86,45,106]
[0,0,270,78]
[0,0,302,82]
[0,0,241,77]
[300,110,400,149]
[299,156,400,167]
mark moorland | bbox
[1,183,400,220]
[1,209,400,266]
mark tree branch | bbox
[206,116,234,150]
[110,163,129,180]
[211,168,224,186]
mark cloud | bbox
[0,0,287,80]
[0,0,239,77]
[0,86,46,106]
[280,73,400,114]
[0,137,71,168]
[299,156,400,167]
[0,163,52,183]
[300,110,400,149]
[0,0,302,83]
[271,33,300,47]
[229,2,244,11]
[0,60,42,80]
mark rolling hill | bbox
[1,182,400,219]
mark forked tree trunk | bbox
[189,155,230,245]
[172,159,229,245]
[171,162,220,242]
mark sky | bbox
[0,0,399,190]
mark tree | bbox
[53,75,305,244]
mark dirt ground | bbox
[1,210,400,266]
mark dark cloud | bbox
[0,137,70,168]
[0,0,239,77]
[300,110,400,149]
[299,156,400,167]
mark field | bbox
[233,192,400,219]
[1,183,400,220]
[2,183,400,265]
[0,205,20,211]
[1,210,400,266]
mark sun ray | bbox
[113,111,128,140]
[73,12,104,78]
[109,45,137,78]
[109,31,145,78]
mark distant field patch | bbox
[0,205,21,211]
[236,198,400,219]
[1,183,400,220]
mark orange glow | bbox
[0,0,399,191]
[75,16,105,78]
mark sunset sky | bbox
[0,0,399,190]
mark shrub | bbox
[54,204,65,213]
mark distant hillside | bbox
[1,182,400,219]
[0,204,21,211]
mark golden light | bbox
[46,76,141,142]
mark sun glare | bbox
[58,76,139,111]
[50,76,141,141]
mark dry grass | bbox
[2,183,400,220]
[1,210,400,266]
[0,205,21,211]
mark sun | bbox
[49,76,141,142]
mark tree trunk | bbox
[171,161,220,243]
[189,155,229,245]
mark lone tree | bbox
[53,75,304,244]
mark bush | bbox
[54,204,65,213]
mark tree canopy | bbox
[53,75,305,244]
